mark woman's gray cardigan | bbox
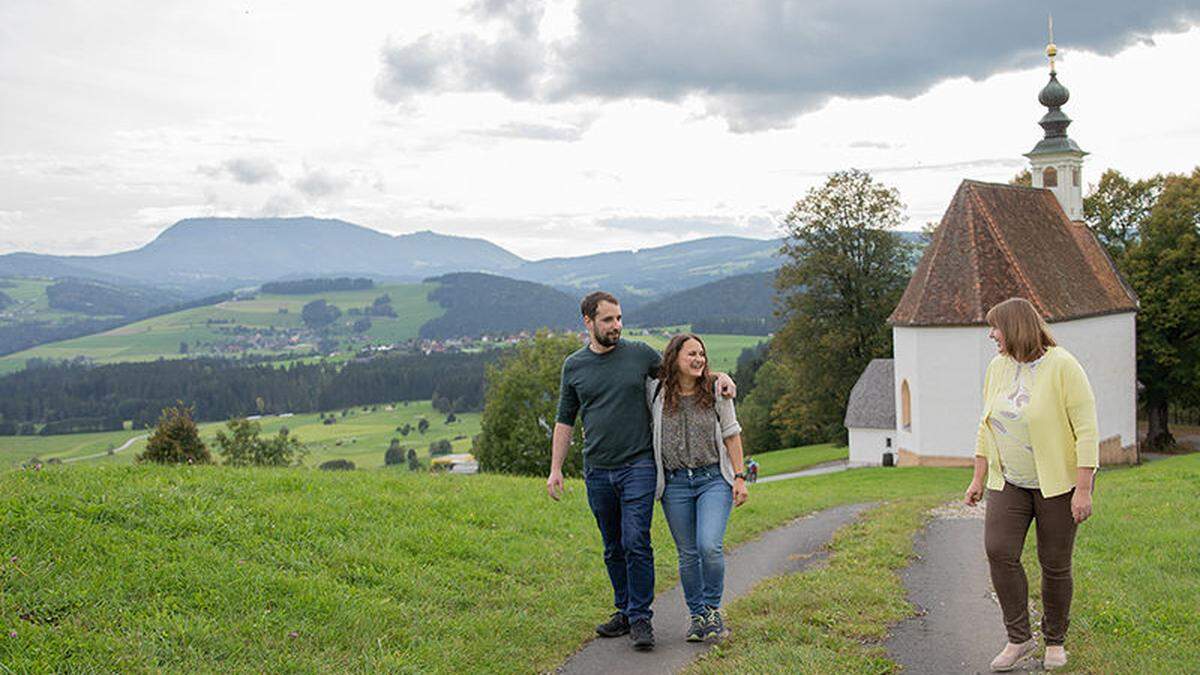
[645,377,743,500]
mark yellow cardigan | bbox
[974,346,1099,498]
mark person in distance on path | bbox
[648,333,748,643]
[547,291,734,652]
[963,297,1098,672]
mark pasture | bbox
[0,282,444,374]
[0,401,480,470]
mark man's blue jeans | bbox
[584,457,657,623]
[660,463,733,616]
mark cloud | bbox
[293,167,348,198]
[224,157,280,185]
[599,214,777,238]
[470,121,588,141]
[197,157,280,184]
[849,140,898,150]
[376,1,1200,131]
[774,157,1026,177]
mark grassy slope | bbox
[0,403,480,470]
[0,283,443,374]
[1021,454,1200,673]
[752,443,848,477]
[0,278,125,325]
[0,465,967,673]
[690,454,1200,674]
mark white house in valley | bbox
[847,40,1140,468]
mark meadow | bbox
[1,454,1193,672]
[626,330,765,373]
[0,277,123,325]
[0,282,444,374]
[0,463,967,673]
[751,443,847,477]
[0,402,480,470]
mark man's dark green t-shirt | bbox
[556,339,662,469]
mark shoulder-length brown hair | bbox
[658,333,715,412]
[986,297,1057,362]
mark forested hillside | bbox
[631,271,779,334]
[419,273,579,339]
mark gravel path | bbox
[557,502,872,675]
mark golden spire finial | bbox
[1046,14,1057,73]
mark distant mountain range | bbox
[0,217,783,299]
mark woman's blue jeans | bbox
[661,463,733,616]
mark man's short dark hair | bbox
[581,291,619,320]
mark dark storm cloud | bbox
[376,1,1200,131]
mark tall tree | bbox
[1084,169,1165,260]
[1119,169,1200,450]
[475,331,585,476]
[773,169,914,443]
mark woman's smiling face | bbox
[675,337,707,381]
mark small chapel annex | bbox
[846,36,1140,468]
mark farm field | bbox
[1,277,124,324]
[628,331,765,373]
[0,401,480,470]
[0,282,444,374]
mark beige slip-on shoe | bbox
[990,639,1036,672]
[1043,645,1068,670]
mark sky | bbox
[2,1,1199,261]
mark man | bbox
[547,291,733,651]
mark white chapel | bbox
[846,38,1140,467]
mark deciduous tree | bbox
[138,402,211,464]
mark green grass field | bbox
[689,454,1200,674]
[0,402,480,471]
[751,443,848,477]
[0,282,444,374]
[0,463,968,672]
[0,277,126,325]
[627,331,764,373]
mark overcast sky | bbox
[2,1,1199,260]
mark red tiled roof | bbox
[889,180,1138,326]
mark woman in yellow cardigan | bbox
[963,297,1098,672]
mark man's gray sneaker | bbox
[630,618,655,651]
[685,614,706,642]
[595,611,629,637]
[703,607,730,641]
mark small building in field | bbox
[845,358,897,466]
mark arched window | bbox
[900,379,912,431]
[1043,166,1058,187]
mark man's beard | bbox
[593,328,620,347]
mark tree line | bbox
[0,350,494,429]
[260,277,374,294]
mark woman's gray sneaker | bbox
[685,614,707,642]
[595,611,630,637]
[703,608,730,641]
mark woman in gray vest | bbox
[647,333,749,642]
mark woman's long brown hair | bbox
[986,297,1057,363]
[658,333,715,412]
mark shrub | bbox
[406,447,421,471]
[138,403,211,465]
[429,439,453,456]
[319,459,355,471]
[385,438,405,465]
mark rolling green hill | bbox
[0,282,444,374]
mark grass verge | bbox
[1018,454,1200,673]
[751,443,848,477]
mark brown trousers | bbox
[984,483,1078,645]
